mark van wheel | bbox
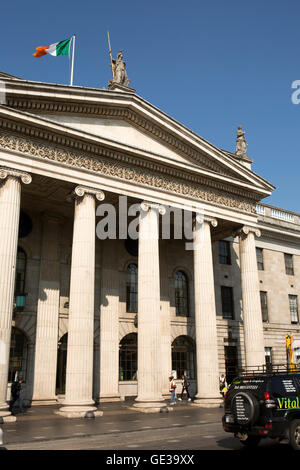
[289,420,300,450]
[240,436,261,447]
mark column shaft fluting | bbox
[99,239,120,401]
[193,218,222,407]
[134,203,164,407]
[239,228,265,367]
[0,177,22,412]
[32,215,61,403]
[60,192,97,415]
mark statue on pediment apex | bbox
[235,125,248,157]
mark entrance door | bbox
[56,334,68,395]
[224,346,238,385]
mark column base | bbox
[31,398,58,406]
[56,405,103,419]
[0,410,17,422]
[192,397,223,408]
[130,399,169,413]
[99,393,121,403]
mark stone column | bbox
[99,239,121,402]
[133,202,165,411]
[238,226,265,367]
[159,240,172,397]
[32,214,61,404]
[193,216,222,408]
[58,186,104,418]
[0,168,32,421]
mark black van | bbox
[222,365,300,450]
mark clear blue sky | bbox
[1,0,299,212]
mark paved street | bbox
[0,400,295,452]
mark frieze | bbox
[0,131,257,214]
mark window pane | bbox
[256,248,264,270]
[219,241,231,265]
[175,271,189,316]
[126,264,138,313]
[119,333,137,381]
[289,295,299,324]
[221,286,234,319]
[260,291,268,322]
[284,254,294,276]
[14,248,26,296]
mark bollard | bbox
[160,406,169,413]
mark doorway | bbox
[56,333,68,395]
[224,346,238,385]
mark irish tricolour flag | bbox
[33,37,72,58]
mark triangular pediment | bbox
[26,112,202,166]
[0,75,274,198]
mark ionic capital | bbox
[140,201,166,215]
[0,166,32,185]
[67,185,105,203]
[236,225,261,239]
[193,213,218,230]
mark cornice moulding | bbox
[0,110,270,201]
[2,79,274,192]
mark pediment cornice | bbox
[5,96,238,177]
[2,78,274,193]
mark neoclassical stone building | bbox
[0,71,299,419]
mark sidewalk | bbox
[1,399,224,449]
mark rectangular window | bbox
[289,295,299,324]
[284,253,294,276]
[260,291,268,322]
[221,286,234,319]
[219,240,231,265]
[256,247,264,270]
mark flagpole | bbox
[70,34,75,86]
[107,31,114,80]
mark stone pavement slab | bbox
[1,399,224,449]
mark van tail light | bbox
[264,391,276,409]
[224,390,228,400]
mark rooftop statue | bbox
[111,50,130,86]
[235,125,248,157]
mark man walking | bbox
[9,377,24,414]
[178,374,191,401]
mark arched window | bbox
[126,264,138,313]
[14,247,27,296]
[8,327,28,382]
[172,336,196,380]
[119,333,137,381]
[175,271,189,316]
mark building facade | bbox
[0,72,299,419]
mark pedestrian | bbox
[9,377,24,414]
[169,375,177,405]
[178,374,191,401]
[219,373,227,397]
